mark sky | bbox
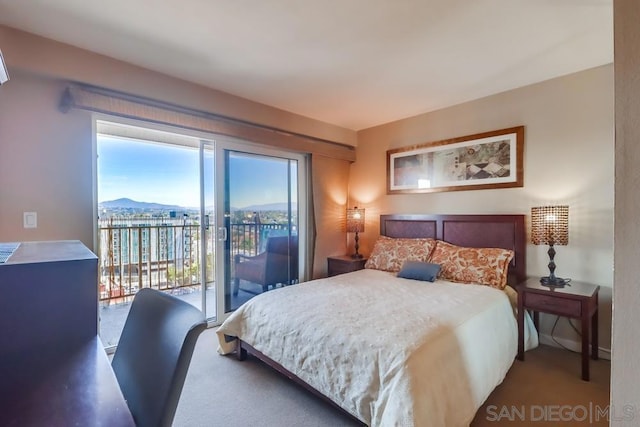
[97,136,295,209]
[228,152,297,209]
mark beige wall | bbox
[0,27,355,271]
[0,72,95,247]
[0,25,356,147]
[350,65,614,351]
[612,0,640,423]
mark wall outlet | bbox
[23,212,37,229]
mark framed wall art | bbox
[387,126,524,194]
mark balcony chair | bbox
[111,288,207,427]
[233,235,298,296]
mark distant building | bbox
[98,216,199,282]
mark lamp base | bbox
[351,253,363,259]
[539,276,570,288]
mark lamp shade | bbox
[346,207,365,233]
[531,205,569,246]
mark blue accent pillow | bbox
[397,261,441,282]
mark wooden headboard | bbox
[380,214,526,285]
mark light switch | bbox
[23,212,37,228]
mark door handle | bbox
[217,227,227,241]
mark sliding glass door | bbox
[96,120,306,345]
[216,147,304,315]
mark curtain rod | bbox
[59,82,356,161]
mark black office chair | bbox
[111,288,207,427]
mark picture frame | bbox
[387,126,524,194]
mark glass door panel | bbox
[223,150,299,313]
[96,120,218,348]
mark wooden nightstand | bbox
[517,277,600,381]
[327,255,367,277]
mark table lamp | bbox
[531,205,570,287]
[347,206,365,259]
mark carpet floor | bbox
[173,328,610,427]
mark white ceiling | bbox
[0,0,613,130]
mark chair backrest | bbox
[111,288,207,427]
[265,235,298,256]
[265,235,298,280]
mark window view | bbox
[96,122,304,347]
[97,129,213,348]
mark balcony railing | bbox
[98,218,201,304]
[98,217,293,305]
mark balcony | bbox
[98,216,294,347]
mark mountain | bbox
[99,198,188,211]
[100,198,295,212]
[238,202,297,211]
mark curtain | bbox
[310,154,351,278]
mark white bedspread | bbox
[217,269,532,427]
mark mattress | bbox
[217,268,537,426]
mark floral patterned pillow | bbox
[365,236,437,272]
[428,240,514,289]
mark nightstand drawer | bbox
[329,264,355,276]
[524,292,581,317]
[327,256,367,277]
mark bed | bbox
[216,214,538,426]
